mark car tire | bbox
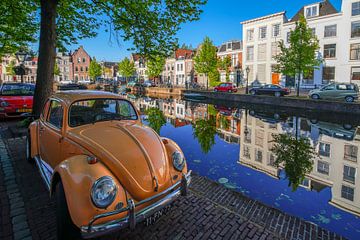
[214,89,218,92]
[310,119,318,124]
[345,96,354,103]
[311,94,320,100]
[56,182,80,240]
[250,90,256,95]
[274,92,281,97]
[343,124,353,130]
[26,134,34,164]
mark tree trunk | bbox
[33,0,58,118]
[296,72,301,97]
[206,73,208,90]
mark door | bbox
[39,99,64,170]
[272,73,280,85]
[320,84,336,99]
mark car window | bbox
[1,84,34,96]
[270,85,280,89]
[346,84,356,90]
[69,98,138,127]
[323,84,335,90]
[47,100,63,129]
[337,84,347,90]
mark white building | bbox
[241,0,360,88]
[131,54,148,81]
[217,40,243,85]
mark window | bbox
[310,28,316,36]
[341,185,354,201]
[243,145,251,159]
[271,42,280,58]
[353,1,360,16]
[323,67,335,82]
[246,46,254,61]
[80,66,83,72]
[351,67,360,81]
[351,21,360,38]
[343,166,356,184]
[75,66,78,72]
[258,44,267,61]
[319,142,330,157]
[337,84,348,90]
[317,161,329,175]
[268,154,276,167]
[350,43,360,60]
[305,5,318,18]
[272,24,281,37]
[286,32,291,43]
[48,100,63,129]
[257,64,266,82]
[255,149,263,162]
[259,26,267,39]
[227,42,232,50]
[82,58,86,63]
[244,128,251,143]
[324,25,337,38]
[247,29,254,41]
[255,129,264,147]
[85,67,88,72]
[323,44,336,58]
[344,145,358,162]
[77,57,81,63]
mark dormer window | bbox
[305,4,319,18]
[227,42,232,50]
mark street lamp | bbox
[15,50,28,83]
[245,66,250,94]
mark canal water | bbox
[128,95,360,239]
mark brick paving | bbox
[0,122,346,240]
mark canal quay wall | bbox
[130,86,184,95]
[184,90,360,115]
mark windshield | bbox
[69,98,138,127]
[1,84,35,96]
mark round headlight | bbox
[172,151,185,172]
[91,176,117,209]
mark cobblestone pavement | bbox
[0,122,345,240]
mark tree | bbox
[270,118,316,191]
[193,117,217,154]
[5,60,16,77]
[118,57,136,83]
[146,55,165,81]
[274,15,322,97]
[3,0,206,118]
[54,62,60,76]
[217,56,232,82]
[146,107,166,134]
[0,0,37,57]
[194,37,218,89]
[89,58,102,81]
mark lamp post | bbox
[245,66,250,94]
[15,50,28,83]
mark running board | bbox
[34,156,52,191]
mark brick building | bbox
[55,52,73,83]
[217,40,243,85]
[72,46,91,82]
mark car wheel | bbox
[311,94,320,100]
[274,113,280,120]
[214,89,218,92]
[310,119,318,124]
[26,134,34,163]
[345,96,354,103]
[343,124,353,130]
[56,182,80,240]
[250,90,256,95]
[274,92,281,97]
[228,89,232,93]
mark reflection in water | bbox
[146,107,166,134]
[128,95,360,239]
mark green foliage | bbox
[6,60,16,76]
[146,107,166,134]
[207,105,218,117]
[54,62,60,76]
[89,58,102,80]
[274,15,322,94]
[219,115,230,130]
[208,70,221,87]
[193,117,217,154]
[217,56,232,82]
[270,133,316,191]
[17,117,33,128]
[146,55,165,78]
[194,37,218,88]
[118,57,136,79]
[0,0,37,57]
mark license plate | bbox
[16,109,32,113]
[144,205,172,226]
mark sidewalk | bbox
[0,121,345,240]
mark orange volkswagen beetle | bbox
[27,91,191,239]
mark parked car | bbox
[214,83,238,93]
[143,80,155,87]
[58,83,88,91]
[127,81,137,87]
[308,83,359,103]
[27,91,191,239]
[0,83,34,118]
[249,84,290,97]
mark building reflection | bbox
[239,109,360,217]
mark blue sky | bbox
[63,0,342,62]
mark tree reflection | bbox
[193,117,217,154]
[146,107,166,134]
[271,125,316,191]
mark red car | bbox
[0,83,35,118]
[214,83,238,93]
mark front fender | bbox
[162,138,188,182]
[50,155,127,228]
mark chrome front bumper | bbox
[81,171,192,239]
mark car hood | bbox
[67,121,172,201]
